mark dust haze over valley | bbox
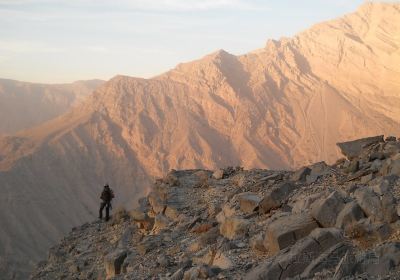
[1,2,400,279]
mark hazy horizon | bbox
[0,0,368,84]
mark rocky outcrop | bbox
[32,136,400,279]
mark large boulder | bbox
[237,192,261,213]
[265,213,319,254]
[219,216,249,240]
[259,182,296,214]
[337,135,384,160]
[311,191,345,228]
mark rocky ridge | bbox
[32,135,400,279]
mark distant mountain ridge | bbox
[0,78,104,134]
[0,2,400,279]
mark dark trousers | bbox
[99,201,111,221]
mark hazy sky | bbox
[0,0,368,83]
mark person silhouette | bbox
[99,184,114,221]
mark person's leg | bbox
[99,202,106,219]
[105,203,110,221]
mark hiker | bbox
[99,184,114,221]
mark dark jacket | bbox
[100,188,114,202]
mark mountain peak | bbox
[355,1,400,19]
[201,49,235,64]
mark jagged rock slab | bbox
[337,135,384,160]
[265,213,319,254]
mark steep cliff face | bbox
[0,79,104,134]
[1,2,400,279]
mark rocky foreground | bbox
[32,135,400,279]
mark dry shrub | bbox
[111,206,129,224]
[191,223,213,234]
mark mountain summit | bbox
[1,2,400,279]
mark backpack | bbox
[101,188,114,201]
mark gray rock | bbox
[360,173,374,184]
[306,162,330,183]
[265,213,319,254]
[387,158,400,176]
[259,182,296,214]
[247,228,345,280]
[335,201,365,229]
[237,192,261,214]
[212,169,224,180]
[373,223,392,242]
[291,193,324,214]
[370,150,386,161]
[354,187,398,223]
[291,167,311,182]
[371,179,391,195]
[381,192,398,223]
[243,259,283,280]
[354,187,384,222]
[385,136,397,142]
[301,242,349,279]
[308,228,344,251]
[311,191,345,228]
[356,242,400,277]
[383,142,400,158]
[337,135,384,160]
[104,249,127,278]
[345,160,359,173]
[370,159,383,172]
[332,250,357,280]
